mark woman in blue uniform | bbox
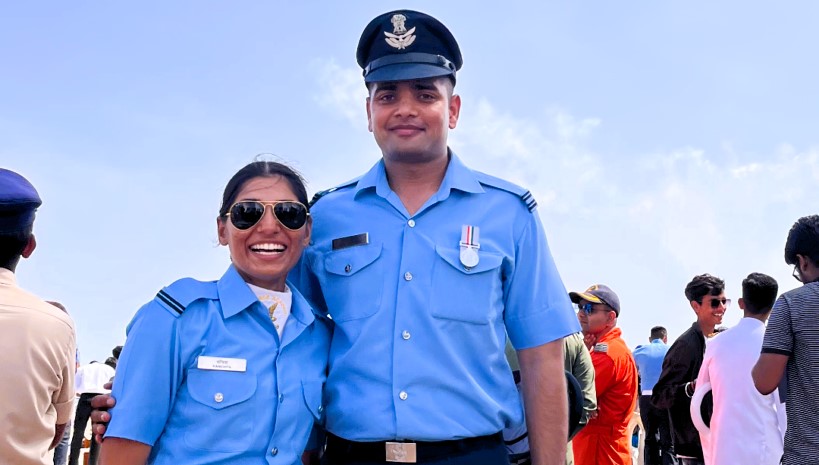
[99,161,330,465]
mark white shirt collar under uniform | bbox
[247,283,292,339]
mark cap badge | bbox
[384,14,416,50]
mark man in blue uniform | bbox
[296,10,580,465]
[633,326,676,465]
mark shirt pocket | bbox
[183,369,257,453]
[321,242,383,322]
[301,380,324,423]
[430,245,505,325]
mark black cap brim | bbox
[364,63,455,83]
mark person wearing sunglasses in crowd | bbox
[97,161,330,465]
[754,214,819,465]
[569,285,638,465]
[652,274,729,465]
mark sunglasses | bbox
[226,201,310,231]
[701,297,731,309]
[576,303,611,315]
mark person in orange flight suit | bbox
[569,284,638,465]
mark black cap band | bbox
[363,52,456,78]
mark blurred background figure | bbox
[68,347,119,465]
[633,326,676,465]
[652,274,728,465]
[694,273,782,465]
[571,284,638,465]
[754,215,819,465]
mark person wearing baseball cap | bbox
[0,169,77,465]
[569,284,638,465]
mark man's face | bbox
[692,291,728,328]
[366,77,461,164]
[576,299,613,336]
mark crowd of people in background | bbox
[2,7,819,465]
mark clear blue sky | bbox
[2,1,817,361]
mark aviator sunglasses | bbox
[226,200,310,231]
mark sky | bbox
[2,1,817,362]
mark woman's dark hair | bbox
[784,215,819,267]
[218,161,309,219]
[684,273,725,303]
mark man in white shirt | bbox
[68,352,117,465]
[694,273,784,465]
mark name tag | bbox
[332,232,369,250]
[197,356,247,372]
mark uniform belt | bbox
[325,432,503,463]
[641,389,653,395]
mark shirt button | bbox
[404,272,413,281]
[399,391,408,400]
[271,447,278,456]
[408,219,416,227]
[279,394,284,403]
[214,393,224,403]
[318,405,324,413]
[402,331,411,340]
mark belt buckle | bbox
[386,442,417,463]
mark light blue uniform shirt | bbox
[295,152,580,441]
[632,339,669,392]
[106,265,330,465]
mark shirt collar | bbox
[739,317,764,329]
[215,265,315,326]
[650,338,665,344]
[216,265,258,319]
[597,327,622,343]
[0,268,16,287]
[354,149,485,200]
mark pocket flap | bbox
[434,245,504,274]
[301,380,324,421]
[187,369,257,410]
[324,242,383,276]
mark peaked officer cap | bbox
[357,10,463,83]
[0,169,42,233]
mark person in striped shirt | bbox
[754,214,819,465]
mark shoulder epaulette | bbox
[308,177,360,208]
[154,278,218,317]
[473,171,538,213]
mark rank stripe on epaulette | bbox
[521,191,537,212]
[156,290,185,314]
[308,189,334,208]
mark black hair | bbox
[684,273,725,303]
[784,215,819,267]
[650,326,667,340]
[742,272,779,315]
[218,160,309,219]
[112,345,123,359]
[0,226,32,271]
